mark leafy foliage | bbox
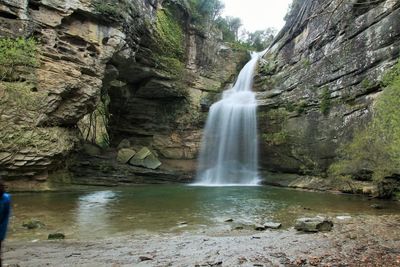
[330,61,400,182]
[0,37,38,81]
[242,28,276,51]
[216,16,242,42]
[188,0,224,24]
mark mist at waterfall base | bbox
[194,52,262,186]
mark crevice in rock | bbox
[28,1,40,11]
[0,11,18,19]
[353,0,385,17]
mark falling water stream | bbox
[195,51,264,186]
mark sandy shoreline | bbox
[4,215,400,267]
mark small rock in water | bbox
[178,221,188,225]
[22,219,45,230]
[295,216,333,232]
[254,224,266,231]
[370,204,384,209]
[224,218,234,222]
[48,233,65,240]
[264,222,282,229]
[234,226,244,230]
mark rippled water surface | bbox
[9,185,400,240]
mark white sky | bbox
[222,0,293,32]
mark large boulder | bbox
[117,148,136,163]
[129,147,162,170]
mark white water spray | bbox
[194,51,265,186]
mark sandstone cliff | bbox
[0,0,247,188]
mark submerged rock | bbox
[48,233,65,240]
[370,204,384,209]
[295,217,333,232]
[22,219,45,230]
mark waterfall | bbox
[194,51,264,186]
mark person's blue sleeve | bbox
[0,194,11,241]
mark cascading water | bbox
[194,51,264,186]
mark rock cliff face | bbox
[0,0,247,187]
[256,0,400,181]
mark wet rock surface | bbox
[4,215,400,266]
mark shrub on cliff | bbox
[330,61,400,184]
[0,37,37,81]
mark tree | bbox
[244,28,276,51]
[188,0,224,25]
[225,16,242,41]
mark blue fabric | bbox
[0,193,11,241]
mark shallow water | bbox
[9,185,400,240]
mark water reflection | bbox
[9,185,400,240]
[76,191,117,237]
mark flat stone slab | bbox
[143,154,161,170]
[133,147,151,160]
[128,148,161,170]
[117,149,136,164]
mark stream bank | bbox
[4,215,400,267]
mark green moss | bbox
[0,37,38,81]
[381,61,400,86]
[261,108,291,145]
[361,78,373,89]
[267,108,290,122]
[330,60,400,185]
[92,0,129,20]
[155,9,184,60]
[0,82,45,113]
[296,100,307,114]
[284,102,295,112]
[262,131,289,146]
[319,87,331,115]
[157,56,185,77]
[301,58,311,68]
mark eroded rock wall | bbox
[0,0,247,186]
[256,0,400,178]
